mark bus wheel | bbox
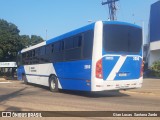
[49,75,58,92]
[22,74,28,84]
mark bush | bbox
[151,61,160,77]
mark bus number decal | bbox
[133,56,140,61]
[84,65,91,69]
[105,56,114,60]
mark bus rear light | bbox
[140,61,144,77]
[96,59,103,79]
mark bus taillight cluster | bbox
[140,61,144,77]
[96,59,103,79]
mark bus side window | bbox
[45,45,51,55]
[40,46,45,55]
[26,52,29,64]
[30,51,32,58]
[51,44,54,53]
[64,35,82,61]
[33,50,35,57]
[83,30,94,59]
[35,48,40,56]
[26,52,29,58]
[22,53,26,65]
[36,48,39,63]
[65,38,74,50]
[74,36,82,48]
[54,42,61,52]
[29,51,32,64]
[61,41,64,51]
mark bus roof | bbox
[20,21,141,53]
[46,22,95,45]
[20,22,95,53]
[103,21,142,29]
[45,21,141,45]
[21,41,46,53]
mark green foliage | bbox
[20,35,44,47]
[151,60,160,77]
[0,19,22,61]
[0,49,3,59]
[20,35,30,48]
[30,35,44,46]
[151,61,160,72]
[0,19,44,62]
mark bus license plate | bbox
[119,73,127,77]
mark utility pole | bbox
[102,0,119,21]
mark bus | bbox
[17,21,143,92]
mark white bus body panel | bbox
[91,21,103,91]
[24,64,62,88]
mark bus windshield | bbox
[103,24,142,53]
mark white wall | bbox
[148,40,160,67]
[149,49,160,67]
[150,40,160,51]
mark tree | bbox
[150,61,160,77]
[30,35,44,46]
[0,19,23,61]
[20,35,30,48]
[0,49,3,59]
[20,35,44,47]
[0,19,44,61]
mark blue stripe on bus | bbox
[59,78,91,91]
[53,60,92,91]
[25,74,49,77]
[102,47,142,55]
[114,57,142,80]
[103,21,142,29]
[46,23,95,45]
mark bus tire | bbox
[49,75,58,92]
[22,74,28,85]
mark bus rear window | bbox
[103,24,142,53]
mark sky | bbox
[0,0,158,43]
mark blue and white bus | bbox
[17,21,143,92]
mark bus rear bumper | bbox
[91,78,143,91]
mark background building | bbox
[149,1,160,67]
